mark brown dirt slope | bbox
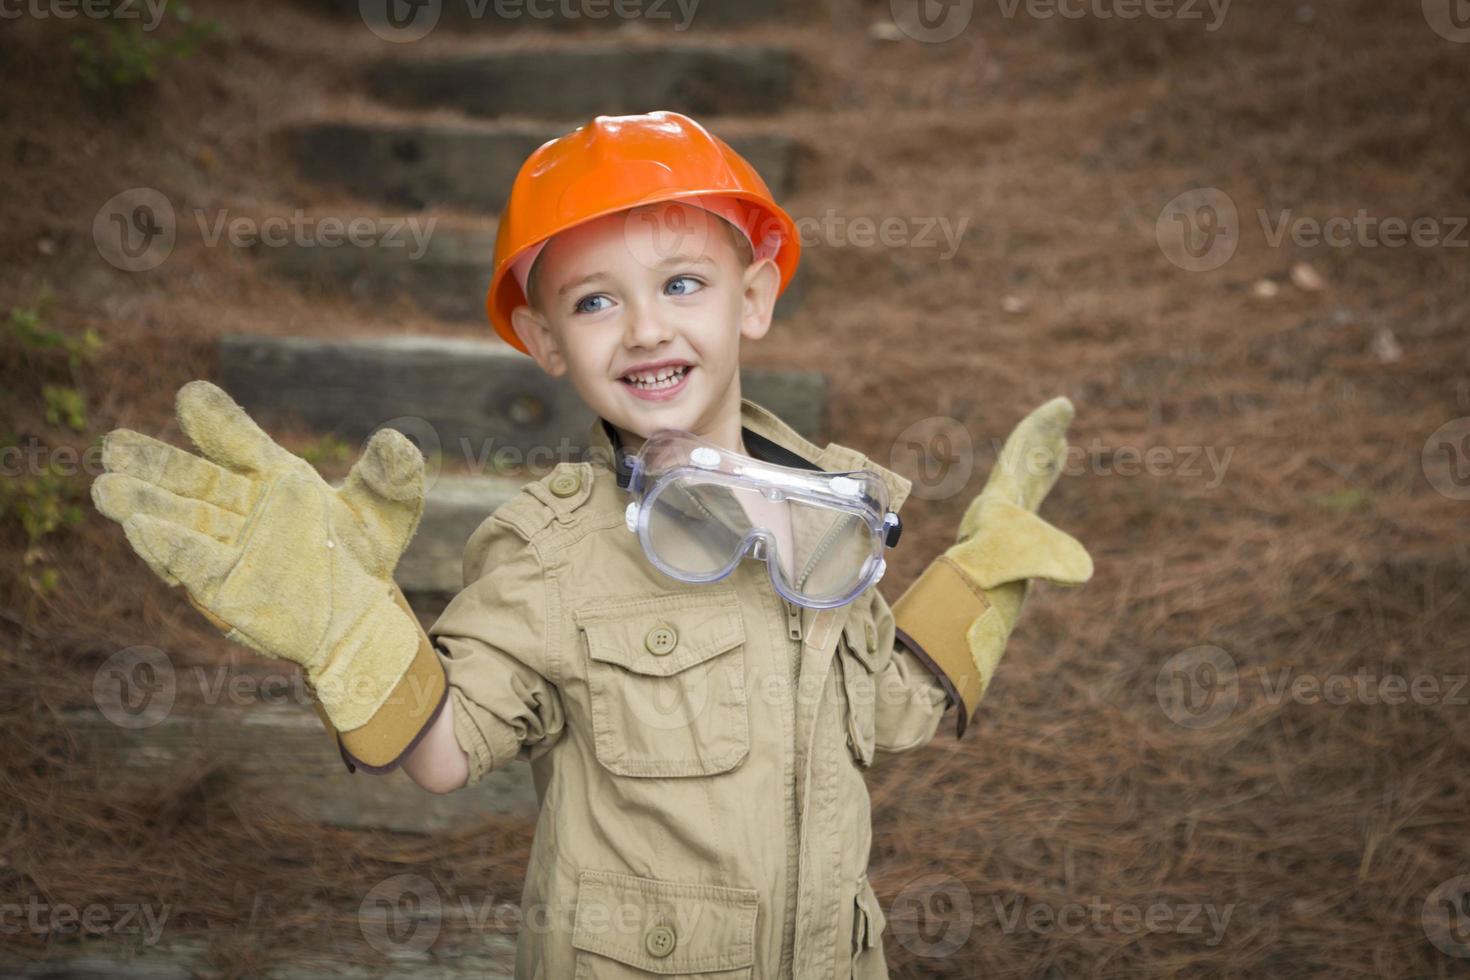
[1,0,1467,976]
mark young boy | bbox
[91,111,1092,979]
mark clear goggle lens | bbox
[625,434,899,608]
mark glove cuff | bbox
[891,556,994,739]
[313,585,447,768]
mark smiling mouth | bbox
[621,365,692,391]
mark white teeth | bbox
[624,366,689,390]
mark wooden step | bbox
[395,474,523,601]
[366,44,796,119]
[2,935,517,979]
[292,122,796,210]
[336,0,790,31]
[217,332,827,461]
[255,221,805,323]
[66,701,538,835]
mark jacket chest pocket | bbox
[836,611,892,769]
[575,590,750,778]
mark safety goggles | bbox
[617,428,902,609]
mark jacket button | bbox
[864,621,877,653]
[645,923,676,958]
[645,623,678,655]
[550,471,581,498]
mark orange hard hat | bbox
[486,110,801,354]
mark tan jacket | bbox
[429,398,953,980]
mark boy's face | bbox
[509,201,781,454]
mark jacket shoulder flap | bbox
[487,461,599,542]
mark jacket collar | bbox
[582,397,914,514]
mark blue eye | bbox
[574,294,612,315]
[665,275,705,297]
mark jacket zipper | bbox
[784,598,802,641]
[780,594,802,976]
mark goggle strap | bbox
[884,512,903,548]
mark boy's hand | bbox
[91,380,428,733]
[892,397,1094,738]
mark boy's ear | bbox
[510,304,567,377]
[738,256,781,342]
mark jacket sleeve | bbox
[868,585,953,761]
[427,510,566,784]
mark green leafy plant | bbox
[70,1,222,104]
[299,434,353,469]
[43,385,88,433]
[9,293,101,367]
[1,457,88,593]
[3,293,103,595]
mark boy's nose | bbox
[623,306,676,349]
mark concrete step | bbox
[1,935,516,979]
[66,701,537,835]
[335,0,790,31]
[254,219,805,323]
[366,43,796,119]
[292,122,796,210]
[217,332,827,464]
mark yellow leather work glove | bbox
[892,397,1094,738]
[90,380,446,768]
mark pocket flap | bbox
[572,869,758,974]
[576,591,745,677]
[854,875,887,951]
